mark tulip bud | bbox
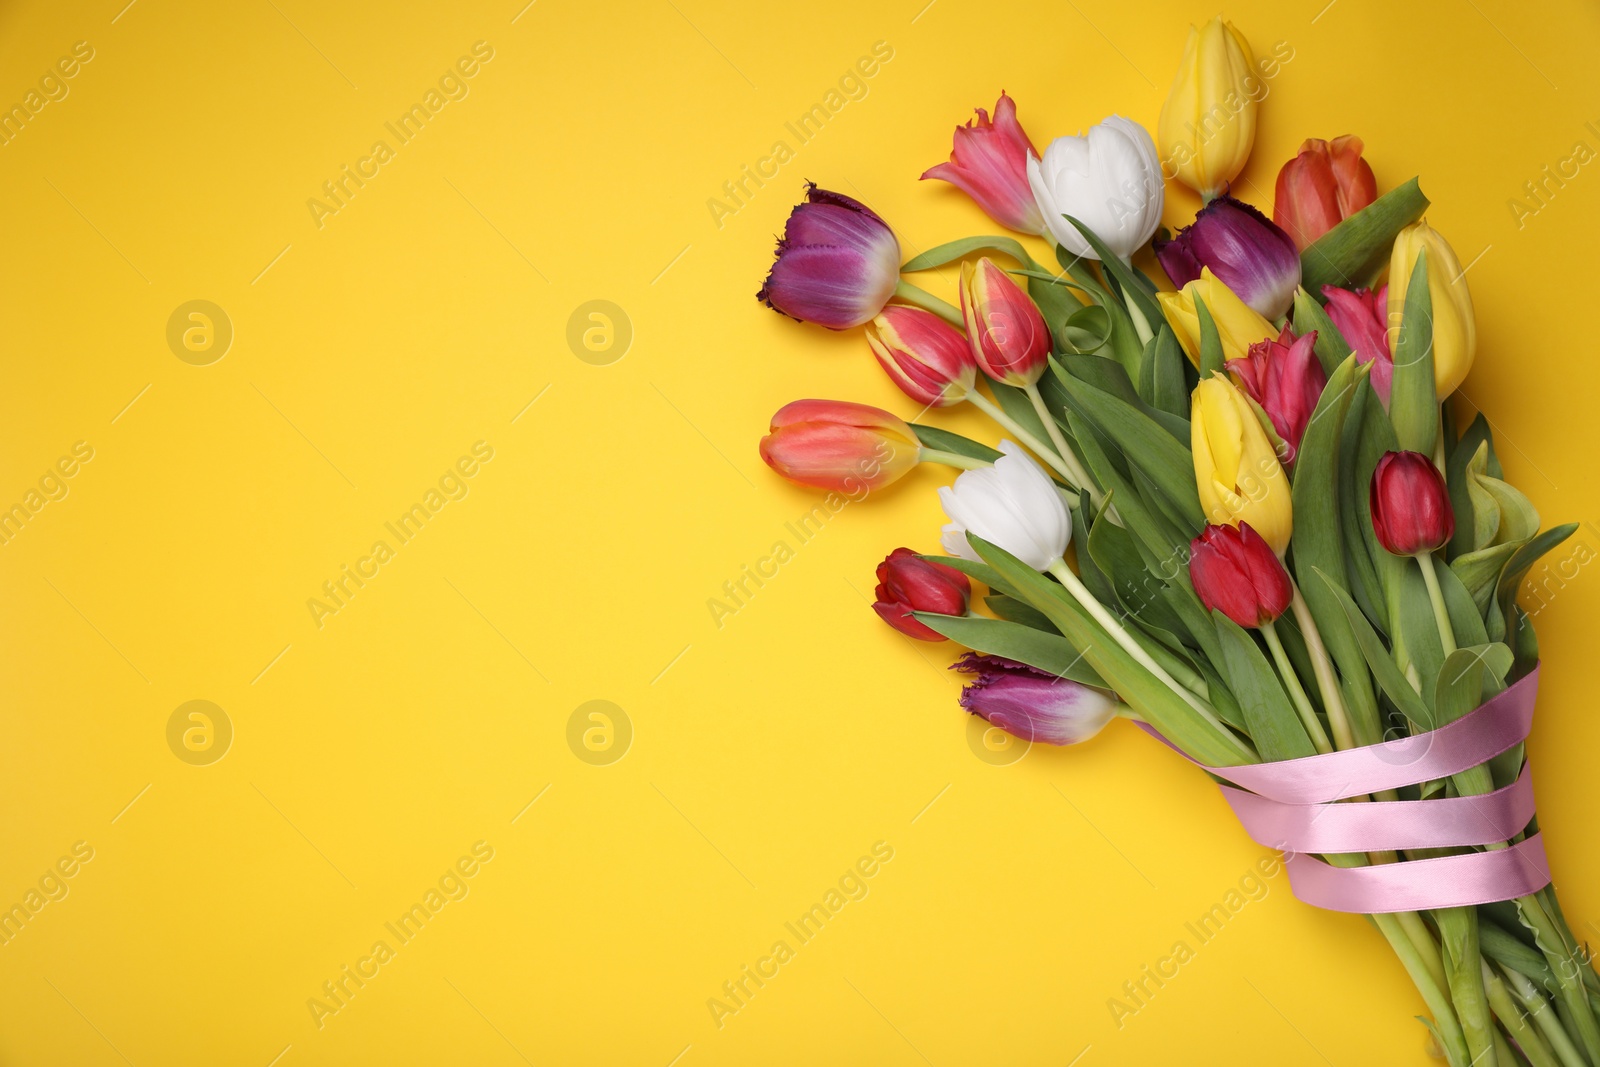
[1027,116,1164,261]
[1188,522,1293,628]
[1370,450,1455,556]
[939,441,1071,572]
[1158,18,1259,199]
[959,258,1050,387]
[759,400,921,492]
[866,306,976,408]
[872,548,972,641]
[1321,285,1392,404]
[757,184,901,330]
[1388,220,1476,398]
[1226,326,1326,466]
[1157,268,1276,368]
[1157,195,1301,319]
[1274,136,1378,250]
[921,92,1047,236]
[1191,376,1293,555]
[952,653,1117,745]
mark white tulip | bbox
[1027,115,1165,262]
[939,441,1071,571]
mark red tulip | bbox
[872,548,971,641]
[1370,451,1454,556]
[920,92,1046,236]
[1321,285,1392,404]
[959,257,1050,387]
[759,400,921,493]
[1225,326,1326,466]
[1188,522,1293,628]
[866,306,976,408]
[1273,136,1378,250]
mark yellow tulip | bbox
[1388,219,1476,397]
[1158,18,1258,198]
[1158,269,1275,367]
[1191,376,1293,554]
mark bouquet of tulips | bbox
[754,16,1598,1066]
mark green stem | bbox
[1021,381,1100,507]
[1046,558,1251,761]
[1372,911,1472,1067]
[1124,288,1155,345]
[918,448,988,471]
[893,278,964,327]
[1437,906,1497,1067]
[1499,963,1587,1067]
[1417,552,1458,656]
[1288,584,1363,749]
[965,390,1083,489]
[1518,893,1600,1064]
[1261,620,1333,754]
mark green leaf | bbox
[1434,555,1489,648]
[1061,215,1164,330]
[1352,385,1408,623]
[1288,355,1381,745]
[1194,292,1225,378]
[913,612,1107,688]
[910,424,1001,465]
[1060,353,1188,443]
[1149,326,1189,419]
[1396,564,1445,703]
[1389,250,1437,456]
[985,594,1055,631]
[1087,505,1187,636]
[1291,287,1354,378]
[1060,304,1113,354]
[1496,523,1579,620]
[1055,368,1204,529]
[902,235,1034,273]
[1301,177,1430,294]
[1213,615,1317,762]
[1451,542,1521,616]
[1337,382,1388,630]
[988,381,1049,442]
[1432,648,1494,796]
[968,534,1256,766]
[1315,567,1433,728]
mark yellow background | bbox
[1,0,1597,1063]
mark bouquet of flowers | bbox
[753,17,1596,1066]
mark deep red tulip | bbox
[1370,451,1454,556]
[920,92,1046,236]
[1273,135,1378,250]
[1226,326,1326,466]
[872,547,971,641]
[1188,522,1293,628]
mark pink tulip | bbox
[1321,285,1392,404]
[866,305,976,408]
[921,92,1046,236]
[1226,326,1326,466]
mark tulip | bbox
[1370,451,1454,556]
[757,184,901,330]
[1388,220,1476,398]
[1225,326,1326,466]
[952,653,1118,745]
[1157,196,1301,319]
[1157,18,1258,199]
[866,306,976,408]
[1191,376,1293,555]
[1026,116,1164,261]
[939,440,1070,571]
[921,92,1046,236]
[759,400,921,492]
[1321,285,1392,404]
[1157,268,1276,368]
[872,547,971,641]
[959,258,1051,387]
[1274,136,1377,250]
[1188,522,1292,628]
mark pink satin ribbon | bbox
[1145,667,1551,913]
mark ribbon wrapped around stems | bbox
[1144,667,1550,913]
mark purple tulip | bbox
[1156,195,1301,320]
[951,653,1118,745]
[758,184,901,330]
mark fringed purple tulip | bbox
[1156,195,1301,320]
[758,184,901,330]
[951,653,1117,745]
